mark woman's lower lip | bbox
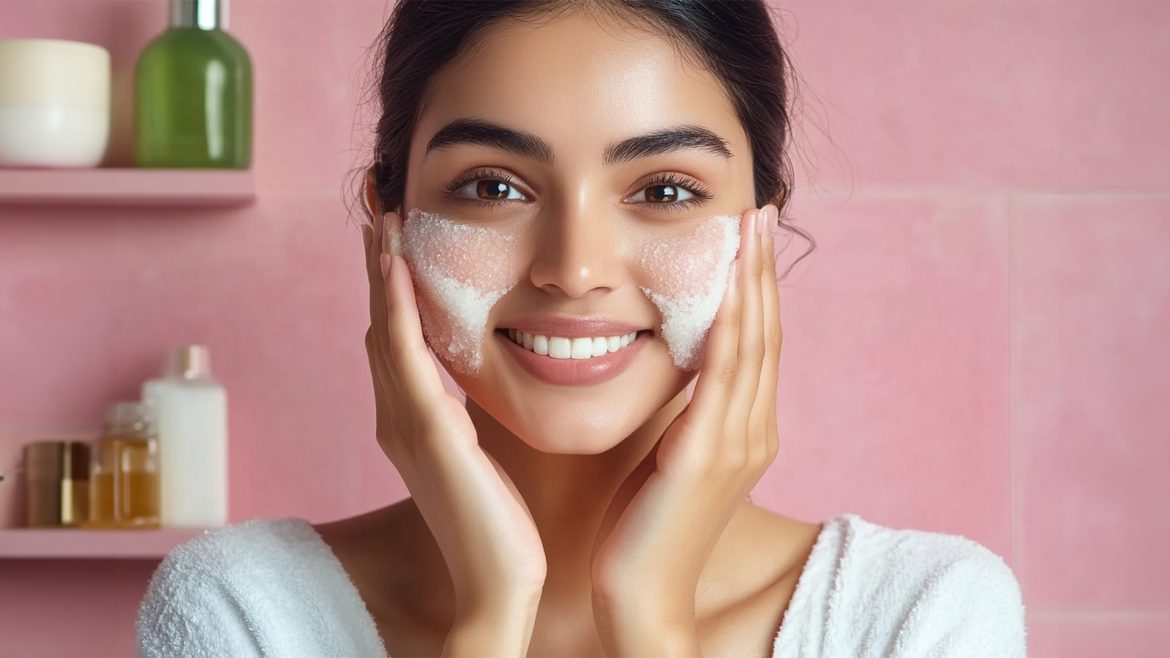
[496,331,648,386]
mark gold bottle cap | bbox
[24,441,89,481]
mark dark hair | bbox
[351,0,815,278]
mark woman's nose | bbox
[528,204,623,299]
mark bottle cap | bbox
[104,402,156,439]
[24,441,89,481]
[164,345,212,380]
[170,0,229,30]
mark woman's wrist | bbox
[443,590,543,658]
[593,588,701,657]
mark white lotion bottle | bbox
[141,345,228,527]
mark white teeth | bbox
[507,330,639,359]
[591,337,608,357]
[548,336,572,359]
[570,337,593,359]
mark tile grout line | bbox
[1007,193,1023,587]
[792,184,1170,201]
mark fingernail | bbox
[380,253,391,278]
[759,205,774,236]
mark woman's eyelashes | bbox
[440,167,714,213]
[442,167,527,208]
[637,172,714,214]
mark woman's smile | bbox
[503,328,641,358]
[493,313,653,386]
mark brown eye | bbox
[443,168,528,205]
[477,180,513,200]
[642,183,693,204]
[650,184,683,202]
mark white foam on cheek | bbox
[400,208,521,374]
[635,214,741,370]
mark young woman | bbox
[137,2,1026,657]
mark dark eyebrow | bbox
[424,118,733,166]
[605,124,733,165]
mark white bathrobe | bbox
[136,512,1027,657]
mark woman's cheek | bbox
[628,214,741,370]
[399,207,741,374]
[401,208,522,374]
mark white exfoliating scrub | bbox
[396,207,740,375]
[400,208,522,374]
[634,214,741,370]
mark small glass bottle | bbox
[86,402,161,529]
[134,0,252,168]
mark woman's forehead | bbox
[415,12,748,164]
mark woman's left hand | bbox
[590,204,783,657]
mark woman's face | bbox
[399,10,756,453]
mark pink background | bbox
[2,1,1168,656]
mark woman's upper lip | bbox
[498,314,648,337]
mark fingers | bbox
[688,208,753,420]
[757,206,782,448]
[373,199,386,262]
[378,212,446,401]
[362,222,381,334]
[729,208,765,435]
[363,218,386,334]
[362,207,444,407]
[686,205,778,480]
[365,215,391,380]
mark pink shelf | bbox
[0,526,216,559]
[0,168,255,207]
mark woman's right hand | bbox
[359,206,548,623]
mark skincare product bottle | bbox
[142,345,228,527]
[86,402,161,529]
[0,39,110,167]
[24,440,90,528]
[134,0,252,168]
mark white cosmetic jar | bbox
[0,39,110,167]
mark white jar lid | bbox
[0,39,109,110]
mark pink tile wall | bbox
[1,1,1167,655]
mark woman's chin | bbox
[463,389,638,453]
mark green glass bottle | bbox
[135,0,252,168]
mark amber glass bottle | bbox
[85,402,161,529]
